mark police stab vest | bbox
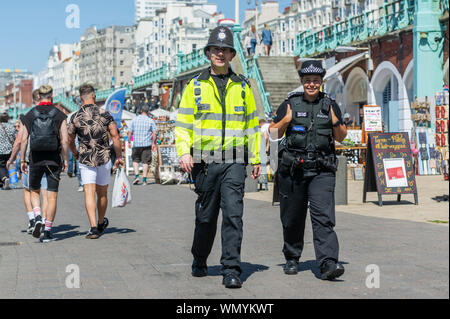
[286,94,334,155]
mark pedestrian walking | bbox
[68,84,124,239]
[20,85,69,243]
[127,105,157,185]
[0,112,16,190]
[261,24,273,56]
[244,32,252,56]
[250,25,259,55]
[7,90,50,235]
[175,26,261,289]
[269,60,347,280]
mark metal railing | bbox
[53,95,80,112]
[94,86,133,101]
[246,56,272,116]
[133,64,168,90]
[295,0,416,57]
[233,25,272,116]
[177,50,209,74]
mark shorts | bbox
[22,171,48,190]
[79,161,112,186]
[132,147,152,165]
[29,165,61,192]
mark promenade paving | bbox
[0,175,448,299]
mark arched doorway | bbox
[371,61,410,134]
[344,67,372,126]
[324,75,345,113]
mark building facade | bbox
[4,79,33,109]
[135,0,207,22]
[133,2,221,77]
[79,25,136,90]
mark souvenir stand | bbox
[411,92,449,177]
[150,109,185,184]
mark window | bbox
[161,45,165,54]
[120,60,124,66]
[120,71,124,76]
[120,39,124,44]
[120,50,124,55]
[192,44,197,51]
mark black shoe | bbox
[222,273,242,289]
[97,218,109,234]
[27,219,35,234]
[283,260,299,275]
[320,260,345,280]
[40,231,55,243]
[32,216,43,238]
[191,260,208,277]
[86,227,100,239]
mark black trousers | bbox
[191,162,246,276]
[278,169,339,268]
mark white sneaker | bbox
[77,186,84,192]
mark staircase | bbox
[256,56,300,112]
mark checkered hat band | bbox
[301,64,324,74]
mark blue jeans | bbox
[250,39,257,54]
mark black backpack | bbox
[30,108,59,152]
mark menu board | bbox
[158,145,179,167]
[364,106,383,132]
[363,132,418,206]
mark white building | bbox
[133,2,221,77]
[135,0,207,22]
[242,0,378,57]
[35,43,78,96]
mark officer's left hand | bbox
[251,164,261,179]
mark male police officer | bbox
[175,26,261,289]
[269,60,347,280]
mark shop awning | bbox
[324,52,367,81]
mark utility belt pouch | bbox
[279,151,296,176]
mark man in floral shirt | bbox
[68,84,123,239]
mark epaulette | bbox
[186,73,202,85]
[287,90,304,99]
[237,74,251,88]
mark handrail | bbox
[133,64,168,90]
[177,50,209,74]
[53,95,80,112]
[441,0,449,15]
[246,56,272,116]
[94,85,133,101]
[232,25,249,77]
[295,0,416,58]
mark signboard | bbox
[364,106,383,132]
[346,129,363,144]
[158,145,179,167]
[363,132,418,206]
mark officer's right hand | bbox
[180,154,194,174]
[284,104,293,123]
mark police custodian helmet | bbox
[298,60,326,78]
[204,26,236,55]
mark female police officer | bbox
[269,60,347,280]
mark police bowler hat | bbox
[204,26,236,55]
[298,60,326,78]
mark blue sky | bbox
[0,0,292,74]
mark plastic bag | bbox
[112,168,132,208]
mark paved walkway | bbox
[0,175,448,299]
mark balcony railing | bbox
[94,86,133,101]
[295,0,416,57]
[177,50,209,74]
[53,95,80,112]
[133,64,168,90]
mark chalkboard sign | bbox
[158,145,179,167]
[363,132,418,206]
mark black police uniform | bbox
[274,89,344,275]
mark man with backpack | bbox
[20,85,69,243]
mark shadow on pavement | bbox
[207,262,269,282]
[277,260,349,281]
[102,227,136,235]
[52,224,81,240]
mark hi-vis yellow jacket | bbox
[175,69,261,165]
